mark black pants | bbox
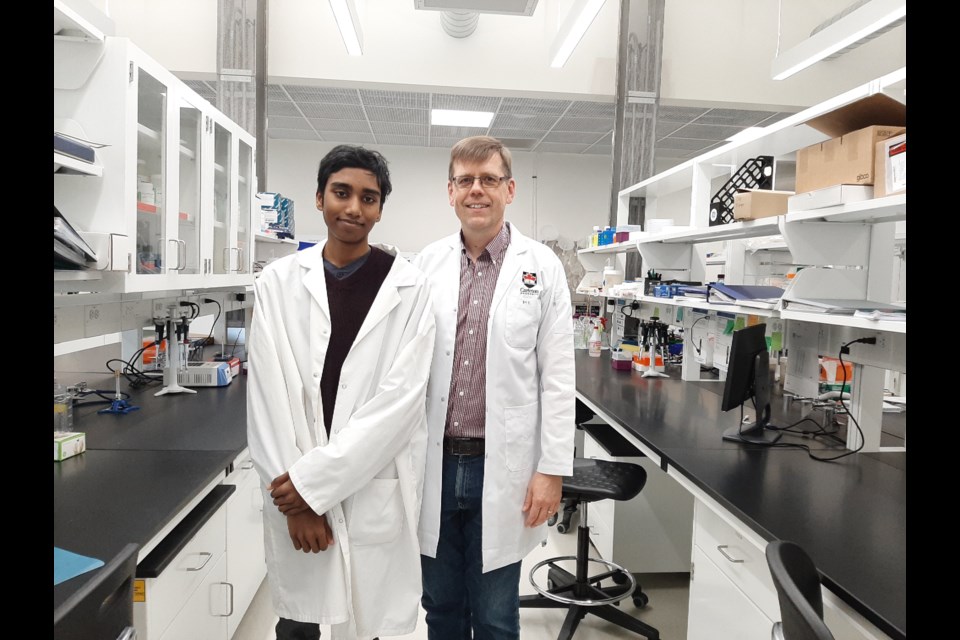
[275,618,380,640]
[276,618,320,640]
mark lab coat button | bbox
[339,518,344,524]
[446,351,451,356]
[313,373,319,378]
[341,383,347,389]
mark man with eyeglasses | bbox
[414,136,575,639]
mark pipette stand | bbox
[99,371,140,415]
[642,318,669,378]
[155,315,196,396]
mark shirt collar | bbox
[460,222,511,262]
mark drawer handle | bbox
[216,582,235,616]
[186,551,213,572]
[116,627,137,640]
[716,545,745,563]
[240,461,255,470]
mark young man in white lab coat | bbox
[247,145,437,640]
[414,136,576,638]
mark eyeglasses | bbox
[451,175,510,190]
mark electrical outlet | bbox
[874,333,887,350]
[85,303,121,338]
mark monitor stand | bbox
[722,350,781,444]
[722,415,781,444]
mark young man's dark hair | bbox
[316,144,393,208]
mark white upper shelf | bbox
[54,0,114,42]
[618,67,907,201]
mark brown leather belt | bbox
[443,437,485,456]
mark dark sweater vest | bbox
[320,246,395,435]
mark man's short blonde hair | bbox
[448,136,513,180]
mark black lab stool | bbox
[520,458,660,640]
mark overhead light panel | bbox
[329,0,363,56]
[431,109,494,127]
[771,0,905,80]
[549,0,606,68]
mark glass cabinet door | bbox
[177,102,203,274]
[237,140,254,274]
[135,68,167,275]
[213,122,232,274]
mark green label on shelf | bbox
[770,331,783,351]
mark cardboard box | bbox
[54,431,86,461]
[874,133,906,198]
[794,93,906,195]
[733,189,793,220]
[787,184,874,212]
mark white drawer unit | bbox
[581,423,693,574]
[157,551,229,640]
[225,450,267,639]
[688,544,775,640]
[134,484,233,640]
[692,498,780,620]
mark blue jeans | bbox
[421,453,522,640]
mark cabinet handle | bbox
[223,247,231,272]
[236,247,244,271]
[186,551,213,571]
[716,545,745,563]
[216,582,235,617]
[168,239,186,271]
[240,460,254,470]
[116,627,137,640]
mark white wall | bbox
[266,140,613,253]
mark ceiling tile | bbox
[584,145,612,155]
[430,125,489,138]
[567,101,615,118]
[267,100,302,117]
[670,123,743,141]
[360,89,430,109]
[499,97,570,116]
[284,85,361,105]
[536,142,590,155]
[552,117,614,133]
[376,134,428,146]
[305,118,371,132]
[658,105,710,123]
[432,94,501,112]
[298,102,367,120]
[268,116,314,130]
[323,132,377,144]
[267,128,321,140]
[369,121,428,136]
[656,136,717,152]
[696,108,777,127]
[365,106,430,124]
[543,131,608,144]
[491,113,557,130]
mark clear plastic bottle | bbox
[588,322,602,358]
[54,379,73,432]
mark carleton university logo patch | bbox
[522,272,538,288]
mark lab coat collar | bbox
[298,240,417,339]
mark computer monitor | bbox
[721,323,781,445]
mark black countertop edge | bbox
[137,484,236,578]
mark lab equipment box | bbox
[733,189,793,221]
[793,93,906,195]
[54,431,86,461]
[874,133,906,198]
[787,184,874,212]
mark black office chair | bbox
[765,540,836,640]
[520,457,660,640]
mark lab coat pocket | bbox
[504,402,538,472]
[505,292,542,349]
[345,478,404,546]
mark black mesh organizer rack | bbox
[708,155,774,226]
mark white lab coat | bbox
[414,223,576,573]
[246,242,436,639]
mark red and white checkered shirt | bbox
[445,223,512,439]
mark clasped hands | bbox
[269,471,334,553]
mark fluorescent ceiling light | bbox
[771,0,905,80]
[329,0,363,56]
[549,0,605,68]
[431,109,494,127]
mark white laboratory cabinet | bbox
[54,36,255,293]
[224,450,268,639]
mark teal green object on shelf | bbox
[55,546,104,585]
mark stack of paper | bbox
[781,297,905,316]
[706,283,785,308]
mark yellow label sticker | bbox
[133,579,145,602]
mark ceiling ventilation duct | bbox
[440,10,479,37]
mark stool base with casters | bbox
[520,459,660,640]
